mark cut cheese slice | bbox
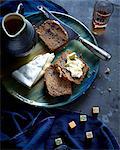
[12,53,55,88]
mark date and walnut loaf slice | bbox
[44,65,72,97]
[36,20,68,51]
[54,51,89,84]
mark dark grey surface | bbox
[52,0,120,143]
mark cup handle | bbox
[16,3,24,15]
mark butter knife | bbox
[37,6,111,61]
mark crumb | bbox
[108,87,112,92]
[92,85,96,89]
[105,67,111,74]
[100,91,104,95]
[98,75,102,78]
[83,92,85,95]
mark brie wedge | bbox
[12,53,55,88]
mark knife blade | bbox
[37,6,111,61]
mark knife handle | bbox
[79,37,111,61]
[37,6,56,20]
[38,6,111,61]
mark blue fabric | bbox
[45,112,119,150]
[0,0,68,22]
[0,0,119,149]
[1,110,119,150]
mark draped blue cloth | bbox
[0,0,67,22]
[0,0,119,149]
[1,109,119,150]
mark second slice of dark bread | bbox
[44,65,72,97]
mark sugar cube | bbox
[80,115,87,122]
[86,131,93,139]
[92,106,100,114]
[68,121,76,129]
[55,137,63,146]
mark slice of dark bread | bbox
[55,51,89,84]
[36,19,68,51]
[44,65,72,97]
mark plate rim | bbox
[3,11,99,108]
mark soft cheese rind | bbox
[12,53,55,88]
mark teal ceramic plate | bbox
[2,12,99,108]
